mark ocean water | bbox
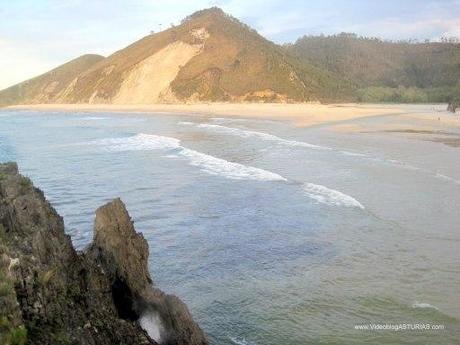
[1,109,459,344]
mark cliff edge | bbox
[0,162,207,345]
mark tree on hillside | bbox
[447,84,460,113]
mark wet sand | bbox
[6,103,458,128]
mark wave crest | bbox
[194,123,328,150]
[229,337,258,345]
[412,302,439,310]
[303,183,364,209]
[90,133,180,151]
[87,134,286,182]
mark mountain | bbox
[0,54,104,106]
[286,33,460,102]
[0,8,353,106]
[4,9,459,106]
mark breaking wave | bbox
[412,302,439,310]
[89,134,180,151]
[193,123,329,150]
[82,116,108,120]
[212,117,280,124]
[86,134,286,182]
[186,123,460,183]
[303,183,364,209]
[86,134,370,206]
[435,173,460,185]
[229,337,259,345]
[139,311,165,343]
[179,148,287,181]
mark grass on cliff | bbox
[0,272,27,345]
[0,320,27,345]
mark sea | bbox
[1,109,459,344]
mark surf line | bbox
[86,133,365,209]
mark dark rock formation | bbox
[0,162,208,345]
[88,199,208,345]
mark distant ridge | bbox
[0,54,104,106]
[0,8,352,106]
[1,9,459,106]
[286,33,460,102]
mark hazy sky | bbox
[1,0,460,89]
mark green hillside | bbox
[286,33,460,103]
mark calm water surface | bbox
[1,110,459,344]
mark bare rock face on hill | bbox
[0,8,351,106]
[0,162,208,345]
[54,7,337,104]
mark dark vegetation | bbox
[286,33,460,103]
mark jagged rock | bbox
[89,199,152,295]
[89,199,208,345]
[0,162,208,345]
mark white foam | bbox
[212,117,250,123]
[412,302,439,310]
[195,123,329,150]
[178,121,194,125]
[179,148,287,181]
[188,123,433,168]
[90,133,180,152]
[303,183,364,209]
[436,173,460,185]
[87,134,286,182]
[139,311,164,343]
[83,116,108,120]
[340,150,367,157]
[229,337,258,345]
[212,117,280,124]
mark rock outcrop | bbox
[0,162,208,345]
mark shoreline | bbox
[3,102,456,127]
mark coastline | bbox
[4,102,457,128]
[2,102,460,343]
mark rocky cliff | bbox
[0,162,207,345]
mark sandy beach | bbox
[6,103,458,128]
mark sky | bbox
[1,0,460,90]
